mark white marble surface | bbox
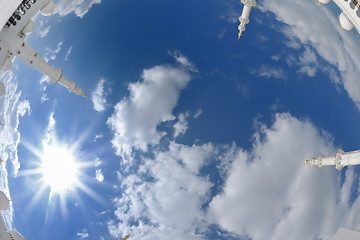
[0,0,23,31]
[331,228,360,240]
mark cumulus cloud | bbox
[91,78,107,112]
[55,0,102,18]
[208,113,351,240]
[173,112,189,138]
[250,64,287,80]
[259,0,360,109]
[108,112,360,240]
[107,55,194,158]
[0,71,31,229]
[108,142,215,240]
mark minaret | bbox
[0,0,86,97]
[238,0,257,39]
[304,149,360,170]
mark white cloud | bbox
[219,0,241,24]
[259,0,360,109]
[170,51,198,73]
[39,75,50,103]
[94,133,103,142]
[44,41,63,62]
[91,78,107,112]
[39,26,51,38]
[55,0,102,18]
[194,109,202,119]
[207,113,359,240]
[297,47,319,77]
[107,112,360,240]
[107,106,360,240]
[0,71,31,229]
[173,112,189,138]
[94,157,102,167]
[217,28,228,39]
[0,73,30,176]
[77,230,89,239]
[44,112,56,143]
[108,142,215,240]
[65,45,73,61]
[256,33,269,42]
[250,65,287,80]
[107,55,193,158]
[95,169,104,182]
[271,55,281,61]
[35,20,51,38]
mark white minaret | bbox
[304,149,360,170]
[238,0,257,39]
[0,0,86,98]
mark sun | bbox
[40,143,79,193]
[19,113,104,217]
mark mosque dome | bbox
[339,12,354,30]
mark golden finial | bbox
[304,160,309,164]
[118,235,130,240]
[238,32,242,39]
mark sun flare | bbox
[40,143,79,193]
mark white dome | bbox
[40,0,55,16]
[22,20,34,35]
[319,0,330,4]
[339,12,354,31]
[0,191,9,211]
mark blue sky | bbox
[2,0,360,240]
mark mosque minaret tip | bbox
[305,149,360,170]
[238,0,257,39]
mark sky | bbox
[2,0,360,240]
